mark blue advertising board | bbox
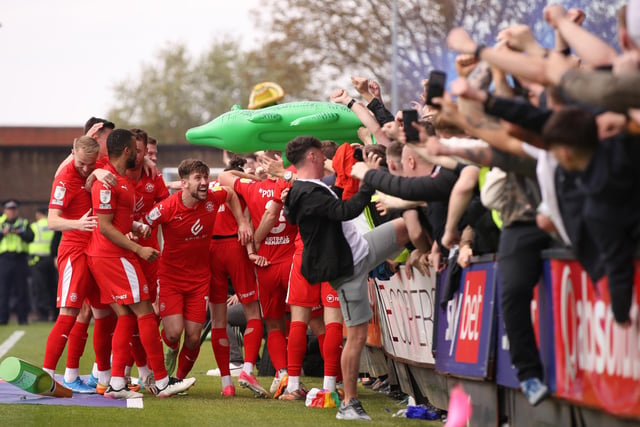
[435,261,497,379]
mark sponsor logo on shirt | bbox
[191,218,203,236]
[264,235,290,245]
[147,206,161,222]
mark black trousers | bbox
[0,253,31,324]
[30,256,57,320]
[497,223,550,382]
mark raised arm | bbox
[544,4,618,67]
[330,88,391,146]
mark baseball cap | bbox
[3,200,19,209]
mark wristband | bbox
[474,44,486,60]
[347,98,356,109]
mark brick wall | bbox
[0,145,224,222]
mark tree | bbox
[108,37,312,143]
[256,0,625,108]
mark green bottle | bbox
[0,356,72,397]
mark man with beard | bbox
[144,159,252,383]
[87,129,196,399]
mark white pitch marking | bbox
[0,331,26,358]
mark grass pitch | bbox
[0,322,439,426]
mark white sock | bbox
[221,375,233,388]
[92,363,98,378]
[278,369,288,378]
[110,376,126,390]
[155,376,169,389]
[287,376,300,393]
[63,367,79,383]
[137,365,152,380]
[242,362,254,375]
[43,368,55,378]
[323,376,337,391]
[98,369,111,386]
[124,365,132,378]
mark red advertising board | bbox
[550,259,640,418]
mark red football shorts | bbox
[256,261,291,319]
[57,244,105,309]
[87,255,151,306]
[287,253,340,309]
[209,238,258,304]
[158,279,209,324]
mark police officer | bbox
[28,207,57,322]
[0,200,34,325]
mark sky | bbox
[0,0,260,126]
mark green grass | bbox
[0,322,439,426]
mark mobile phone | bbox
[353,146,364,161]
[402,109,420,143]
[426,70,447,107]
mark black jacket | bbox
[284,179,374,283]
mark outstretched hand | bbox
[330,88,351,105]
[447,27,477,55]
[543,4,566,29]
[351,76,370,96]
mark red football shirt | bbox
[233,178,297,264]
[49,161,93,248]
[209,181,242,237]
[132,170,170,248]
[145,187,227,285]
[86,162,136,258]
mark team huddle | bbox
[43,119,347,410]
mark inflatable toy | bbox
[185,101,364,158]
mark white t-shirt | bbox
[297,178,369,265]
[521,143,571,245]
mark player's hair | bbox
[147,136,157,146]
[83,117,115,134]
[73,135,100,157]
[225,155,247,172]
[130,128,148,146]
[178,159,210,179]
[285,136,322,166]
[106,129,135,158]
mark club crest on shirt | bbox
[205,201,214,212]
[145,182,155,193]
